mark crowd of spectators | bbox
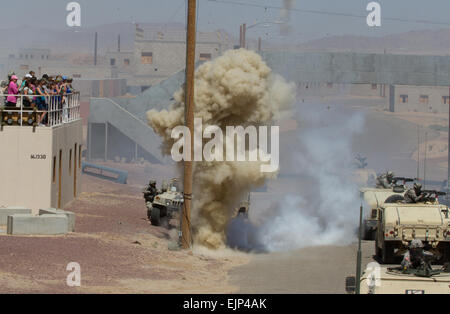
[1,71,75,126]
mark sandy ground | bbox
[0,162,248,294]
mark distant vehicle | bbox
[145,179,183,227]
[375,198,450,264]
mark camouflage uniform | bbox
[376,171,394,189]
[404,183,425,203]
[143,180,159,203]
[401,239,433,269]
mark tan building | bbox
[394,85,450,113]
[106,26,232,91]
[0,93,83,211]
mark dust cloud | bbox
[147,49,296,249]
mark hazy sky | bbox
[1,0,450,42]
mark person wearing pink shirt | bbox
[6,75,19,107]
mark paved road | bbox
[230,241,375,294]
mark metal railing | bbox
[0,92,80,127]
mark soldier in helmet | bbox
[376,171,395,189]
[401,239,433,270]
[404,183,426,203]
[143,180,159,203]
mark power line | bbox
[208,0,450,26]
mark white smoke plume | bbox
[257,105,365,252]
[147,49,296,249]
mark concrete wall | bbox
[0,119,83,210]
[296,82,385,97]
[262,52,450,86]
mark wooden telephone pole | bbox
[181,0,197,249]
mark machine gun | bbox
[418,190,446,203]
[392,177,416,184]
[388,251,448,278]
[422,190,447,196]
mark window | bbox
[371,84,377,90]
[419,95,429,104]
[41,55,45,59]
[399,94,408,103]
[124,59,130,66]
[30,55,33,59]
[199,53,212,61]
[141,52,153,64]
[19,54,23,59]
[110,58,116,66]
[443,96,449,105]
[327,83,333,88]
[73,74,82,78]
[8,54,14,59]
[20,65,29,70]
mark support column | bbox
[104,122,108,162]
[389,85,395,112]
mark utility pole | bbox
[355,204,363,294]
[242,23,246,48]
[181,0,197,249]
[258,37,262,52]
[448,86,450,194]
[118,35,121,52]
[94,32,98,66]
[239,25,243,48]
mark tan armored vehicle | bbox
[360,187,405,240]
[347,266,450,294]
[146,179,183,226]
[375,200,450,264]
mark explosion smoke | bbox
[147,49,295,249]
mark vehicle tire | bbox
[382,241,395,264]
[151,207,161,226]
[384,194,405,204]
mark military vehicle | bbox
[360,177,415,240]
[375,192,450,264]
[347,264,450,294]
[145,179,183,227]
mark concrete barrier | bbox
[39,208,75,232]
[7,214,68,235]
[0,207,31,225]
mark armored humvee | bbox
[347,265,450,294]
[146,179,183,227]
[375,199,450,264]
[360,187,404,240]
